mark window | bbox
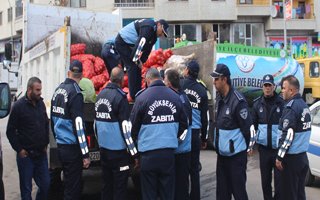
[15,0,23,18]
[239,0,252,4]
[233,23,264,46]
[311,106,320,126]
[309,62,319,78]
[0,12,2,26]
[209,24,230,43]
[69,0,86,8]
[80,0,86,7]
[273,1,284,18]
[7,7,12,22]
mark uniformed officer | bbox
[130,68,188,200]
[276,75,311,200]
[211,63,253,200]
[180,60,208,200]
[252,74,284,200]
[95,67,137,200]
[51,60,90,200]
[101,39,120,75]
[164,69,192,200]
[115,18,169,99]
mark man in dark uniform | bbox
[180,60,208,200]
[164,69,192,200]
[51,60,91,200]
[6,77,50,200]
[115,18,169,99]
[95,67,137,200]
[211,63,254,200]
[130,68,188,200]
[276,75,311,200]
[252,74,284,200]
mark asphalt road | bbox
[1,116,320,199]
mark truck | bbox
[171,42,304,147]
[17,2,122,190]
[0,82,12,199]
[297,57,320,105]
[17,2,305,194]
[0,62,19,98]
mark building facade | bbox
[0,0,319,61]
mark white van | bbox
[306,101,320,185]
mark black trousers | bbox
[57,144,83,200]
[115,34,141,99]
[258,145,281,200]
[280,152,309,200]
[216,151,248,200]
[175,152,191,200]
[140,149,175,200]
[190,129,201,200]
[100,148,130,200]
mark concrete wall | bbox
[154,0,237,22]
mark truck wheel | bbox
[305,167,315,186]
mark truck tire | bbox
[305,167,315,186]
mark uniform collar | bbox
[64,78,77,84]
[286,93,301,102]
[148,79,165,87]
[106,82,121,90]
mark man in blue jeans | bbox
[6,77,50,200]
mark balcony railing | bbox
[114,2,154,7]
[114,0,154,8]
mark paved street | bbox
[1,116,320,199]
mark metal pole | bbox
[283,0,287,50]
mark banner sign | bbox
[285,0,292,20]
[291,37,308,59]
[216,44,304,104]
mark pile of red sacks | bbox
[71,43,111,94]
[70,44,173,101]
[141,48,173,88]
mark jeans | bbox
[16,153,50,200]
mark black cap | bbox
[186,60,200,73]
[210,63,231,78]
[69,60,83,73]
[262,74,274,85]
[158,19,169,37]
